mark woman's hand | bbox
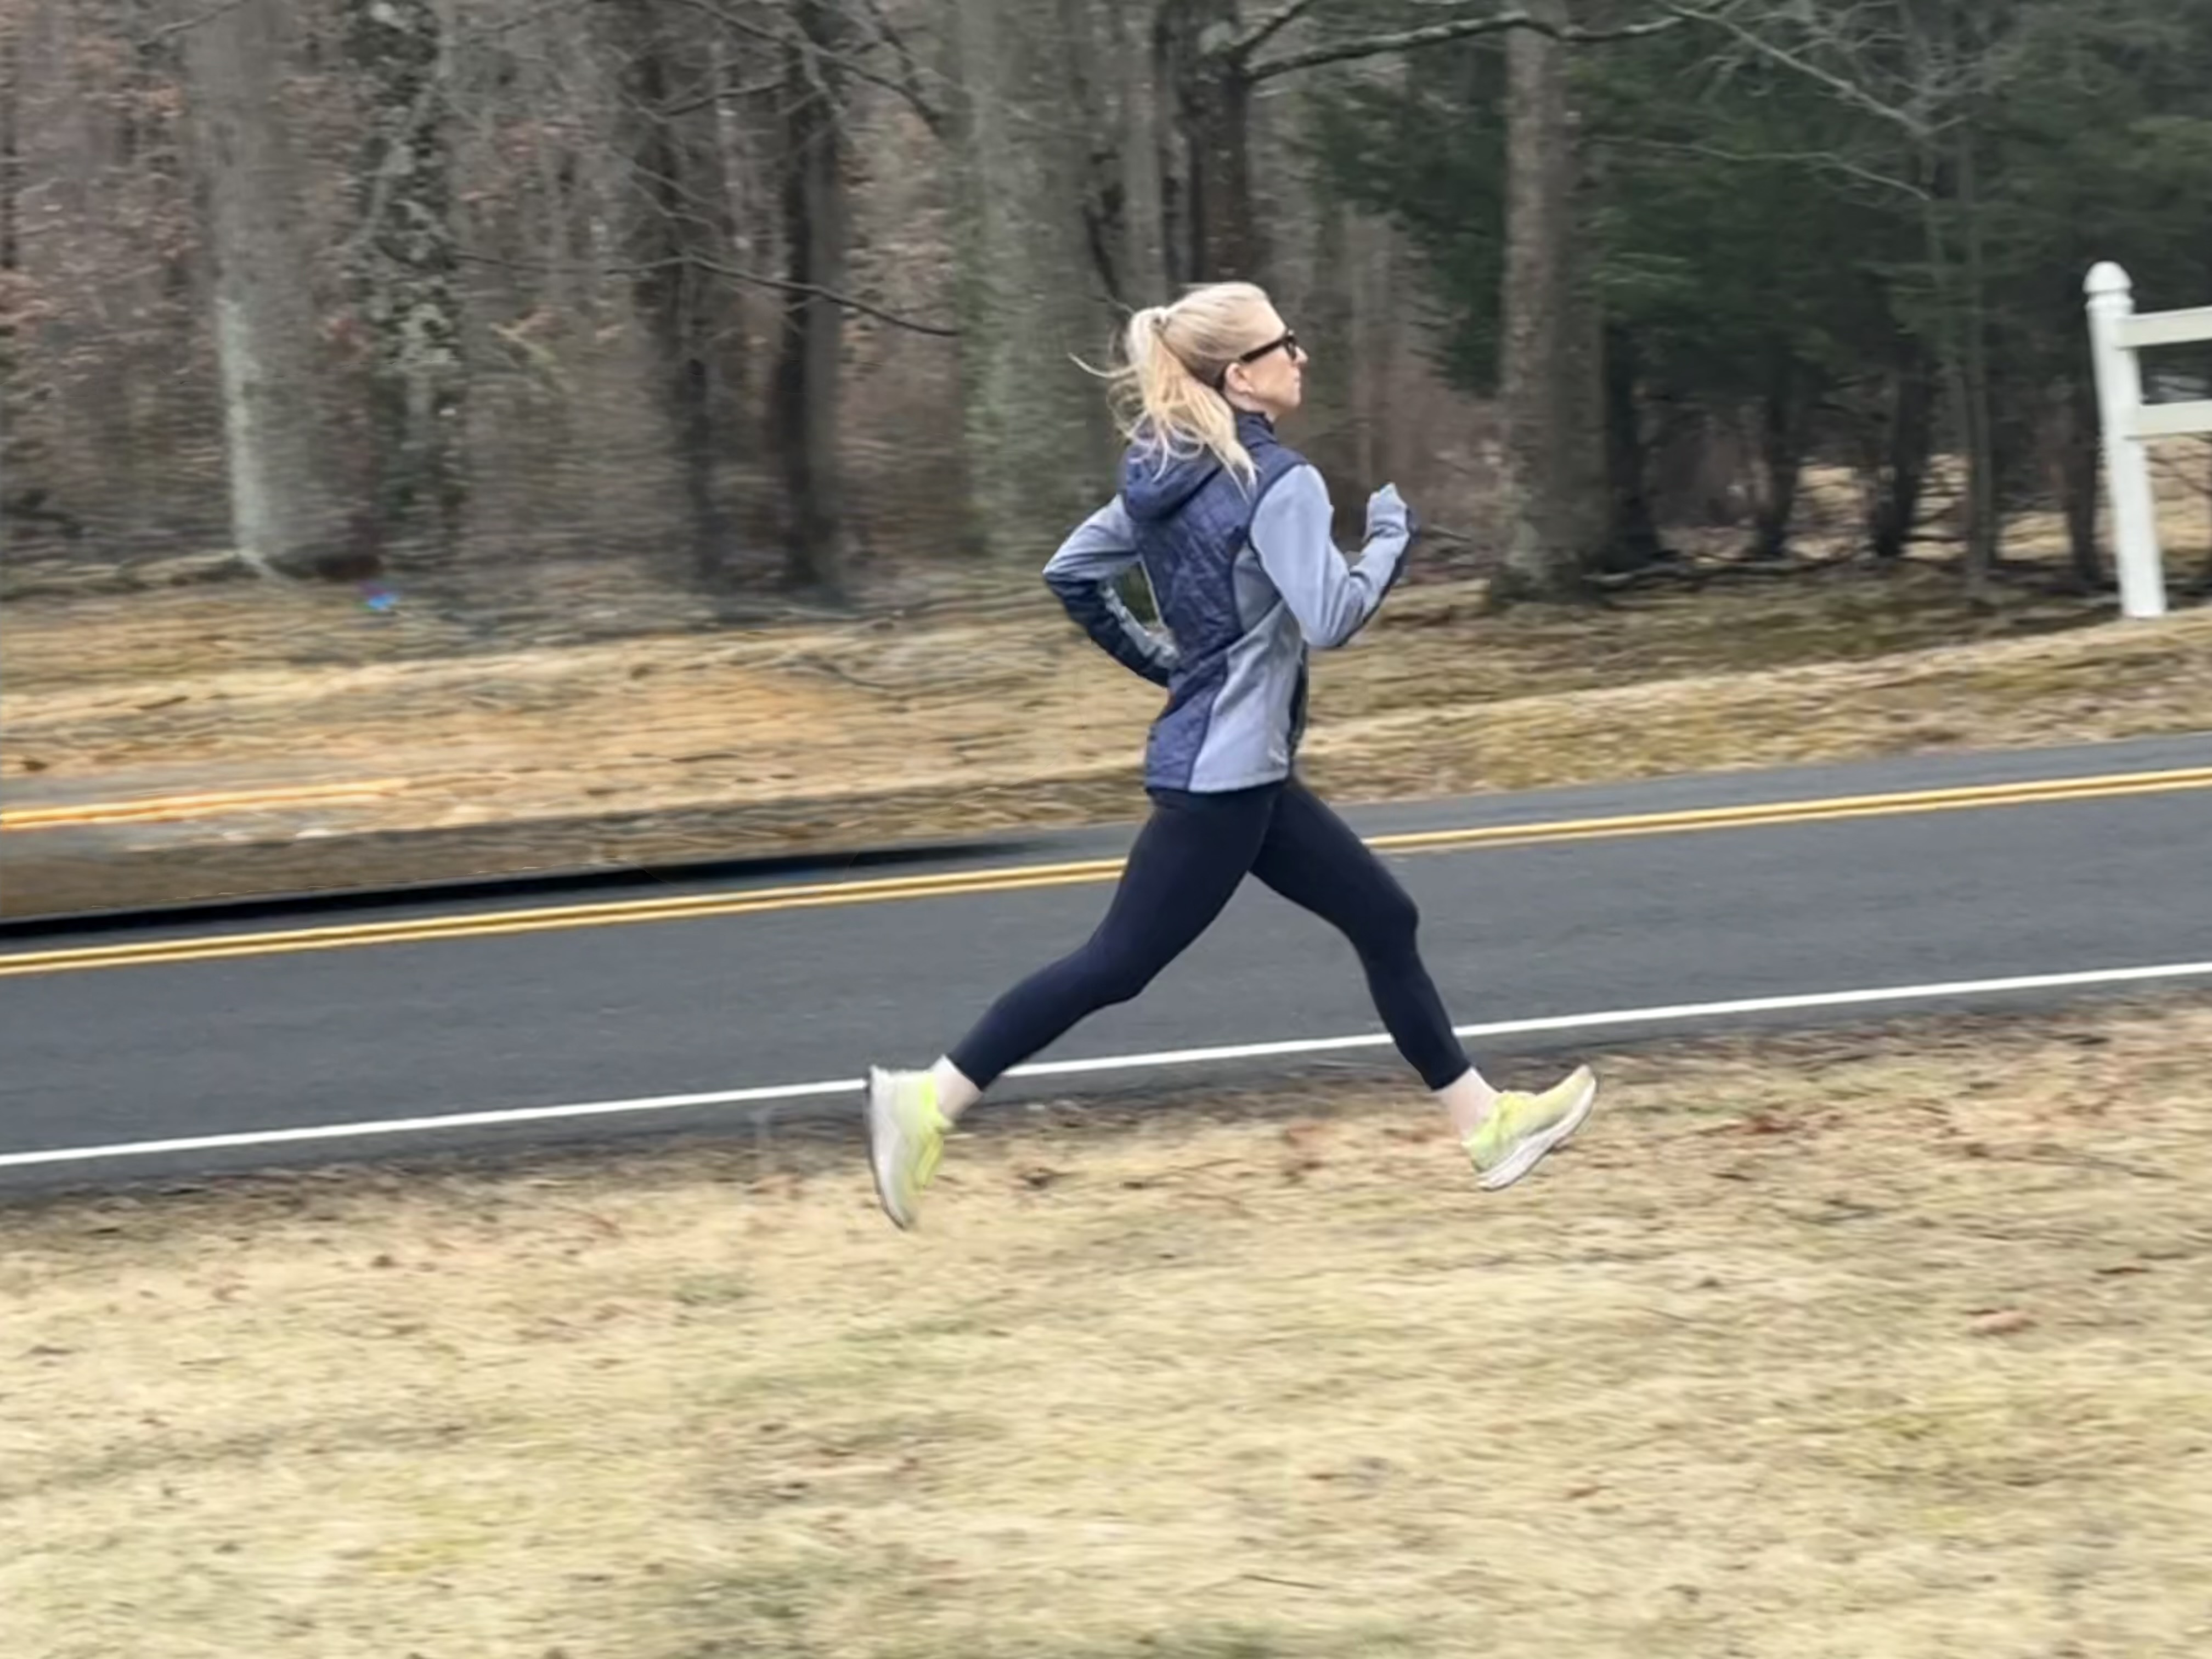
[1365,482,1416,545]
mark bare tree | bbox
[348,0,467,566]
[1154,0,1260,283]
[616,0,751,587]
[178,0,352,577]
[1,3,21,518]
[1109,0,1170,304]
[1151,2,1680,286]
[1671,0,2032,579]
[0,3,16,312]
[1492,0,1613,600]
[1865,332,1937,561]
[944,0,1115,561]
[1131,1,1670,599]
[1498,0,1574,597]
[775,0,851,594]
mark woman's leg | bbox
[944,785,1278,1097]
[1247,780,1481,1103]
[867,785,1278,1228]
[1249,779,1595,1184]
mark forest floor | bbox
[6,992,2211,1657]
[4,496,2211,916]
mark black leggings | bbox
[949,778,1471,1092]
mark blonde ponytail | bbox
[1098,282,1280,488]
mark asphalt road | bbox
[4,733,2210,1197]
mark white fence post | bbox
[2084,262,2168,621]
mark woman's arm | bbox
[1248,466,1414,649]
[1041,499,1179,686]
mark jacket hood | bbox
[1119,412,1277,522]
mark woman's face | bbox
[1223,304,1307,420]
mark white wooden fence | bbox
[2085,262,2212,620]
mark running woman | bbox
[865,281,1595,1229]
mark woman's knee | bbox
[1075,945,1164,1009]
[1359,881,1421,953]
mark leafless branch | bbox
[663,0,943,134]
[454,250,959,337]
[658,71,789,120]
[1611,136,1927,200]
[849,0,946,134]
[698,257,957,335]
[142,0,253,45]
[1664,3,1932,140]
[1226,0,1324,64]
[1249,9,1682,82]
[455,0,608,47]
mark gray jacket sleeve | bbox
[1041,498,1180,687]
[1248,465,1413,648]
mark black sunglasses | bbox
[1213,329,1300,388]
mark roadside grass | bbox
[6,996,2211,1656]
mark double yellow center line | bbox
[1,780,410,833]
[3,764,2207,980]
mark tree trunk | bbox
[1058,0,1130,306]
[620,0,746,587]
[1751,348,1809,562]
[1149,8,1190,288]
[1114,0,1169,303]
[1294,190,1364,534]
[1494,0,1599,603]
[1919,173,2002,580]
[2203,442,2212,593]
[0,10,22,540]
[1868,338,1934,561]
[776,1,848,596]
[179,0,350,577]
[1350,215,1395,486]
[347,0,465,567]
[946,0,1115,561]
[1954,127,1999,578]
[1188,65,1261,281]
[1560,101,1615,563]
[1601,323,1664,571]
[2057,371,2103,591]
[1,10,16,284]
[1,9,19,447]
[1154,1,1264,285]
[1899,0,1996,585]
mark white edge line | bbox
[6,959,2211,1173]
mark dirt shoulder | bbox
[5,994,2209,1656]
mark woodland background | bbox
[6,0,2210,613]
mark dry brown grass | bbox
[1301,581,2212,800]
[8,555,2212,837]
[7,998,2212,1657]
